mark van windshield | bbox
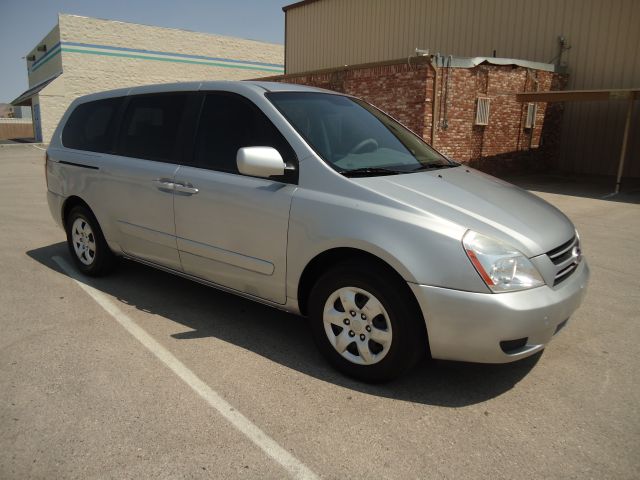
[267,92,454,176]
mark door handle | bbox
[153,178,175,193]
[173,182,199,195]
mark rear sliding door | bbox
[106,93,189,270]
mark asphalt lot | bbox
[1,144,639,479]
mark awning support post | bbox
[612,97,634,195]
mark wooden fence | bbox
[0,119,34,140]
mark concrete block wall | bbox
[34,75,67,142]
[38,95,71,143]
[59,14,283,72]
[29,14,285,142]
[58,14,284,101]
[26,24,62,88]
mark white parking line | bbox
[31,145,47,151]
[52,255,319,480]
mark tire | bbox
[65,205,117,276]
[309,261,427,382]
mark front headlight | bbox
[462,230,545,293]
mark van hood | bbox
[353,166,575,257]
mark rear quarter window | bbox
[62,97,123,153]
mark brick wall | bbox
[433,66,556,162]
[262,57,566,174]
[274,60,431,138]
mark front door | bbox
[173,92,297,304]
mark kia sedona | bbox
[45,81,589,382]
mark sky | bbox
[0,0,291,103]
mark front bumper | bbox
[409,260,590,363]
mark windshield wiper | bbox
[410,163,458,172]
[342,167,405,177]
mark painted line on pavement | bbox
[52,255,319,480]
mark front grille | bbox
[546,235,581,286]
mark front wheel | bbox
[309,263,427,382]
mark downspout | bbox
[440,55,452,129]
[428,55,439,147]
[283,11,288,74]
[517,70,527,150]
[528,69,539,149]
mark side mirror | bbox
[236,147,285,179]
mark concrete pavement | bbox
[1,145,638,479]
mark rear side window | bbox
[118,94,187,162]
[194,93,295,174]
[62,97,122,153]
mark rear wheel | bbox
[65,205,116,276]
[309,262,426,382]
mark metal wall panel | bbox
[285,0,640,177]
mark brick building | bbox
[282,0,640,179]
[11,14,284,142]
[264,55,564,173]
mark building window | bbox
[525,103,537,129]
[475,97,491,126]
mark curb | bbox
[0,143,48,148]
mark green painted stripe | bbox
[61,47,284,73]
[31,46,62,72]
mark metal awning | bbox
[434,55,555,72]
[10,74,61,106]
[516,89,639,103]
[516,88,640,196]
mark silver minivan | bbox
[46,81,589,382]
